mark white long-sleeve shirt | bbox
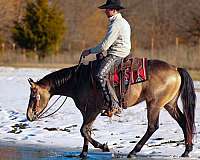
[90,13,131,58]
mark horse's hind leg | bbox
[80,112,109,158]
[128,101,160,158]
[164,103,193,157]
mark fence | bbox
[0,39,200,69]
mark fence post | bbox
[199,38,200,64]
[151,38,154,57]
[175,37,179,65]
[12,43,16,51]
[133,38,137,50]
[1,43,5,54]
[176,37,179,50]
[34,47,37,52]
[199,38,200,56]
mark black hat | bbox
[98,0,125,10]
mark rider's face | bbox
[105,9,117,18]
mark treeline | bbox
[58,0,200,49]
[0,0,200,67]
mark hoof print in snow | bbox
[92,128,98,131]
[129,141,137,143]
[116,146,124,149]
[60,128,71,132]
[8,128,22,134]
[37,140,45,143]
[153,137,164,141]
[44,127,58,131]
[66,124,78,128]
[44,127,71,132]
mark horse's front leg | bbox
[80,112,109,158]
[79,137,89,158]
[80,123,110,152]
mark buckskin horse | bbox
[26,57,196,158]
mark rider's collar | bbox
[109,13,122,23]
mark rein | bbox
[75,54,84,72]
[38,96,67,119]
[37,55,84,119]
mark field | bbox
[0,67,199,159]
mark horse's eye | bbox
[30,91,38,99]
[31,95,36,99]
[36,94,40,100]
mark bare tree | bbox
[176,0,200,45]
[0,0,22,43]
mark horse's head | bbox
[27,78,51,121]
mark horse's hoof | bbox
[79,152,87,159]
[102,143,110,152]
[181,152,189,157]
[127,152,137,158]
[127,154,136,158]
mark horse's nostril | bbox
[27,109,37,122]
[27,115,33,121]
[27,114,37,122]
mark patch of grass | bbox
[8,123,29,134]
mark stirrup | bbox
[101,110,113,117]
[101,107,122,117]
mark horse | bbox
[26,58,196,158]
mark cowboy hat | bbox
[98,0,125,10]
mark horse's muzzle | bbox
[26,109,38,122]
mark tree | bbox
[12,0,66,58]
[177,0,200,45]
[0,0,20,43]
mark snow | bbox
[0,67,199,159]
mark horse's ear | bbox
[28,78,35,87]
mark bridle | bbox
[30,55,84,120]
[30,87,67,119]
[31,88,41,115]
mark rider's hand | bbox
[82,49,90,57]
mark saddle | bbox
[108,54,148,109]
[91,53,148,110]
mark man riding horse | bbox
[82,0,131,117]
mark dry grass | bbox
[0,62,75,69]
[0,45,200,80]
[188,70,200,81]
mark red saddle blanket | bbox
[114,58,148,85]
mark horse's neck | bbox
[53,65,92,96]
[37,64,98,99]
[38,67,77,96]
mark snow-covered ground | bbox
[0,67,199,159]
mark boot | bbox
[101,82,122,117]
[101,99,122,117]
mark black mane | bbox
[35,61,100,93]
[37,65,78,90]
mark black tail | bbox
[178,68,196,137]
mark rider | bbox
[81,0,131,117]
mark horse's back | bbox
[148,59,177,72]
[147,59,181,86]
